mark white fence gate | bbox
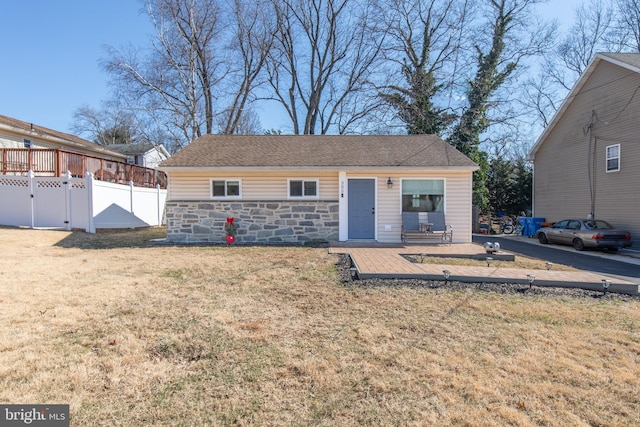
[0,171,166,232]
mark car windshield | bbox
[583,220,612,230]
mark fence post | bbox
[129,180,135,229]
[156,184,161,226]
[28,170,35,229]
[85,172,95,233]
[64,170,72,231]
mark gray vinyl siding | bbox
[534,59,640,244]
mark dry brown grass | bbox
[410,255,577,271]
[0,226,639,426]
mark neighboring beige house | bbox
[0,114,126,160]
[528,53,640,245]
[159,134,478,244]
[107,142,170,168]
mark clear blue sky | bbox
[0,0,582,135]
[0,0,151,132]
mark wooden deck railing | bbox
[0,148,167,189]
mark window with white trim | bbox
[211,179,241,198]
[402,179,444,212]
[23,138,31,148]
[606,144,620,172]
[288,179,318,198]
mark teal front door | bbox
[348,179,375,239]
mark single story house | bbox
[107,142,171,168]
[528,53,640,244]
[158,134,478,244]
[0,114,126,160]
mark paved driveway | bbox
[473,234,640,282]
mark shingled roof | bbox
[160,134,477,169]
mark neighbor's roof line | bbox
[528,52,640,160]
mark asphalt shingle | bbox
[160,134,477,169]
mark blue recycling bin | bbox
[528,217,546,237]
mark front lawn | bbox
[0,227,638,425]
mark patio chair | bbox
[401,212,429,243]
[425,211,453,244]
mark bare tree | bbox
[103,0,272,148]
[219,0,275,134]
[105,0,223,145]
[218,106,263,134]
[264,0,386,134]
[615,0,640,51]
[519,73,559,128]
[556,0,618,87]
[520,0,625,141]
[71,104,137,146]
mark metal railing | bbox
[0,148,166,188]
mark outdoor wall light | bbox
[486,257,493,267]
[527,274,535,289]
[602,279,611,295]
[443,269,451,283]
[386,177,393,188]
[546,262,553,270]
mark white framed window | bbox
[211,179,241,199]
[401,179,445,212]
[23,138,31,148]
[288,179,318,199]
[606,144,620,172]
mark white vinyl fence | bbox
[0,171,166,233]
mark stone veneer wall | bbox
[166,200,339,244]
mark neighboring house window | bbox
[606,144,620,172]
[402,179,444,212]
[126,156,143,165]
[288,179,318,198]
[211,179,241,198]
[23,138,31,148]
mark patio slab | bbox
[328,242,640,295]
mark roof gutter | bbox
[158,165,479,173]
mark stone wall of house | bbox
[165,200,339,244]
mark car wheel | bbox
[538,233,548,244]
[573,238,585,251]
